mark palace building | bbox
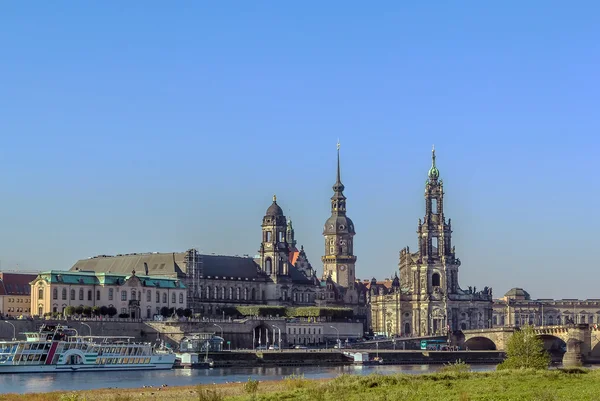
[369,147,493,337]
[65,144,368,321]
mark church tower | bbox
[415,146,460,296]
[322,142,357,288]
[259,195,290,280]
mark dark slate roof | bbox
[71,253,185,277]
[201,254,260,279]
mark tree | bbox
[92,306,101,317]
[183,308,192,318]
[497,325,550,370]
[176,308,185,318]
[160,307,170,318]
[75,306,84,315]
[99,306,108,316]
[64,306,76,317]
[107,306,117,317]
[82,306,92,317]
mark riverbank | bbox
[3,368,600,401]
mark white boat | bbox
[0,324,176,373]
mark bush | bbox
[183,308,193,318]
[283,374,309,390]
[99,306,108,316]
[64,306,76,317]
[107,306,117,317]
[243,378,259,395]
[176,308,185,318]
[82,306,92,317]
[160,307,171,318]
[75,306,84,315]
[497,325,550,370]
[439,359,471,375]
[118,313,130,319]
[91,306,101,317]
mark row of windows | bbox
[287,327,322,335]
[5,307,29,313]
[3,298,29,303]
[47,288,184,304]
[200,286,258,301]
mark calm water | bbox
[0,364,497,394]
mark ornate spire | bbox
[273,194,277,202]
[428,145,440,181]
[331,140,346,213]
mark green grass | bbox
[226,369,600,401]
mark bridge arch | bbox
[464,336,497,350]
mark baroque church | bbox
[70,145,368,320]
[369,147,493,337]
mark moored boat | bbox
[0,324,175,373]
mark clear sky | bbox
[0,2,598,299]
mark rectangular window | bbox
[431,198,437,213]
[121,291,127,301]
[109,289,113,301]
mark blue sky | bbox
[0,2,598,299]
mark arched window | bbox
[207,287,211,299]
[214,286,218,299]
[236,287,240,300]
[87,290,92,301]
[404,322,411,335]
[221,287,225,299]
[79,289,84,300]
[147,290,151,302]
[108,288,114,300]
[53,288,58,300]
[179,293,184,304]
[431,273,441,287]
[171,293,176,304]
[71,289,76,300]
[38,288,44,300]
[162,293,167,304]
[251,288,256,301]
[244,288,248,300]
[228,287,233,299]
[62,288,67,300]
[96,290,101,301]
[265,258,272,274]
[131,289,136,301]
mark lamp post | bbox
[330,326,340,348]
[213,324,223,351]
[3,321,16,341]
[271,325,282,350]
[80,322,92,337]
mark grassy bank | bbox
[3,369,600,401]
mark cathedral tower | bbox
[322,142,357,288]
[259,195,290,280]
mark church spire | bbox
[428,144,440,181]
[331,140,346,213]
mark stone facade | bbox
[493,288,600,327]
[369,148,493,337]
[0,272,36,318]
[30,270,186,318]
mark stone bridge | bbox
[460,324,600,365]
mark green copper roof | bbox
[428,145,440,180]
[33,270,185,289]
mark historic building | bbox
[369,147,493,337]
[319,143,368,317]
[30,270,186,318]
[0,272,36,318]
[493,288,600,327]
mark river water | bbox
[0,364,497,394]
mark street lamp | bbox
[213,324,223,351]
[330,326,340,348]
[3,321,16,341]
[80,322,92,337]
[271,325,282,350]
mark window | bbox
[108,288,114,301]
[213,286,218,299]
[228,287,233,300]
[244,288,248,300]
[265,258,272,275]
[431,198,437,213]
[179,293,184,304]
[79,289,84,300]
[156,291,160,303]
[62,288,67,300]
[432,273,441,287]
[221,287,225,299]
[96,290,101,301]
[171,293,176,304]
[71,289,76,300]
[265,231,272,242]
[38,288,44,300]
[53,288,58,300]
[88,290,92,301]
[121,291,127,301]
[131,289,136,301]
[162,293,167,304]
[147,291,151,302]
[206,287,211,299]
[236,288,240,300]
[431,237,438,255]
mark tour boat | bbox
[0,324,176,373]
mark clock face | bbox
[266,243,272,247]
[340,265,346,271]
